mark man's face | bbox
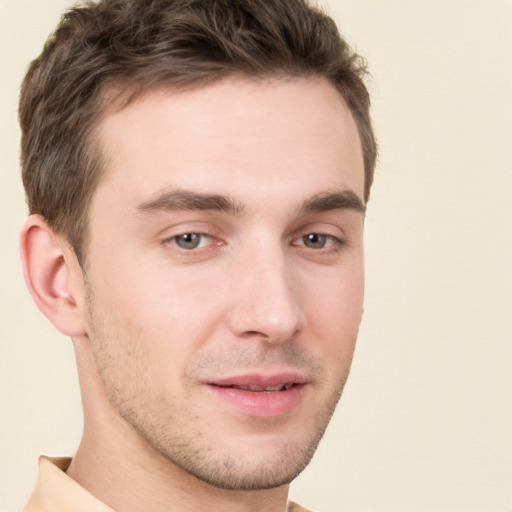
[82,77,365,489]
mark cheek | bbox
[87,257,227,360]
[302,265,364,357]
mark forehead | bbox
[92,77,365,210]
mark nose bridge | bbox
[227,235,304,342]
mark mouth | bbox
[205,373,308,417]
[212,382,295,392]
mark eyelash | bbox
[292,233,344,251]
[165,232,217,251]
[164,232,345,253]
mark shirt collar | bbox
[23,456,115,512]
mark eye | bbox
[171,233,211,250]
[298,233,338,249]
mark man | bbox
[18,0,376,510]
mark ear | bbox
[20,215,87,337]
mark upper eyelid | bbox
[164,230,212,238]
[290,222,347,240]
[157,218,349,242]
[159,222,220,239]
[161,229,346,242]
[163,232,213,244]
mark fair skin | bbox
[21,77,365,512]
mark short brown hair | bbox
[19,0,377,264]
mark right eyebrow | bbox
[137,189,245,215]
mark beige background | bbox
[1,0,511,511]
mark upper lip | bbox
[207,372,309,389]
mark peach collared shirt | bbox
[23,456,115,512]
[23,456,312,512]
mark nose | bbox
[226,246,305,344]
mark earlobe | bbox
[20,215,87,337]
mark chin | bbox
[178,445,315,490]
[156,426,328,491]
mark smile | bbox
[206,373,308,417]
[217,383,295,392]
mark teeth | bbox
[264,385,284,391]
[227,383,293,392]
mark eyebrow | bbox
[137,188,365,216]
[298,190,366,216]
[138,189,244,214]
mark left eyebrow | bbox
[298,190,366,216]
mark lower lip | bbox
[207,384,306,418]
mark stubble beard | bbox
[120,374,348,491]
[84,285,351,491]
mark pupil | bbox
[305,233,325,248]
[177,233,199,249]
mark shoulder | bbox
[288,502,316,512]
